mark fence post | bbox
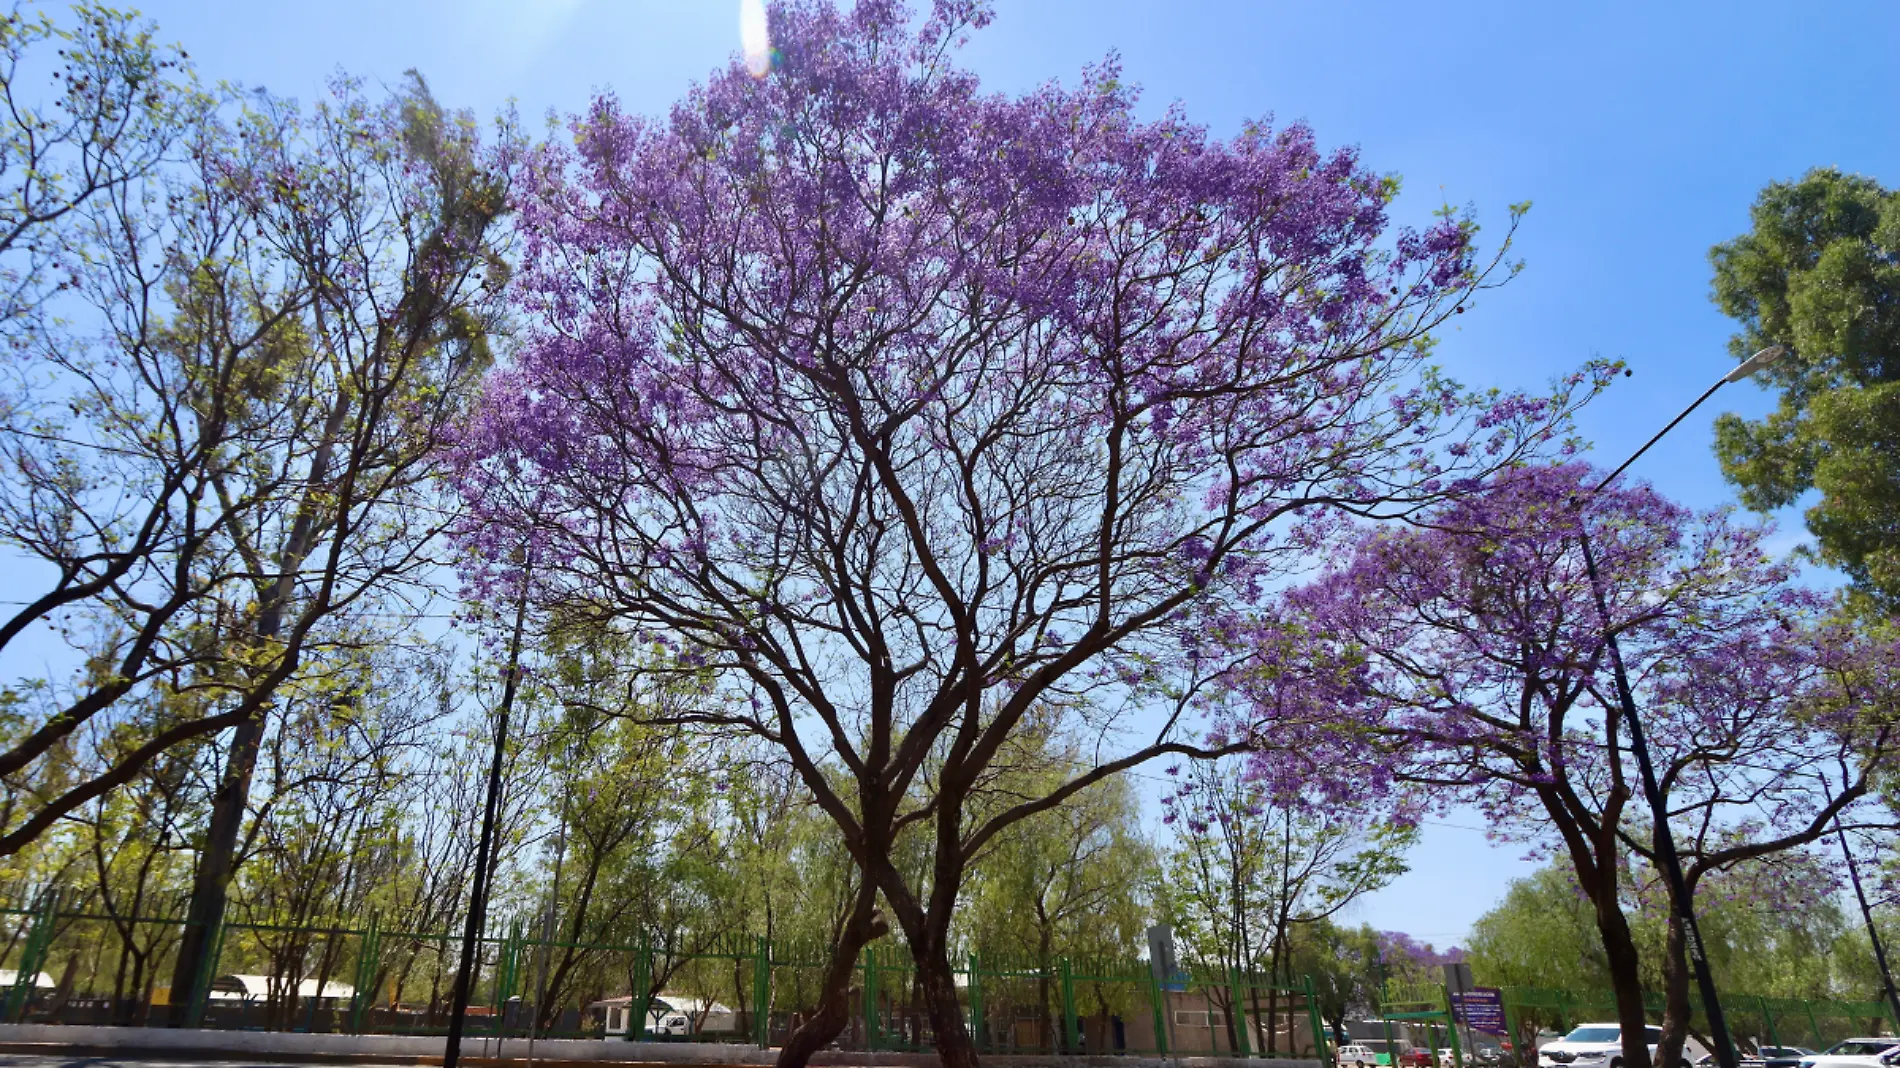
[627,939,650,1042]
[5,888,57,1023]
[350,911,382,1034]
[968,955,985,1054]
[1442,984,1466,1068]
[1230,965,1252,1057]
[1149,963,1170,1055]
[185,913,227,1028]
[1501,988,1521,1066]
[753,937,770,1049]
[1379,973,1398,1068]
[1804,999,1821,1049]
[1757,996,1779,1049]
[492,919,520,1033]
[863,945,879,1051]
[1059,956,1080,1053]
[1306,974,1329,1063]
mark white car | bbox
[1798,1038,1900,1068]
[1339,1043,1396,1068]
[1538,1023,1704,1068]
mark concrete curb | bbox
[0,1023,1324,1068]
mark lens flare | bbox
[741,0,772,77]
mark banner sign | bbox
[1452,987,1507,1036]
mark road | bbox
[0,1059,418,1068]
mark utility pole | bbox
[1827,799,1900,1032]
[444,580,531,1068]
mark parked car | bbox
[1398,1048,1433,1066]
[1798,1038,1900,1068]
[1744,1046,1815,1068]
[1340,1043,1396,1068]
[1538,1023,1704,1068]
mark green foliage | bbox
[1153,759,1413,985]
[1290,920,1385,1037]
[1467,866,1612,992]
[1469,860,1877,1002]
[1710,168,1900,607]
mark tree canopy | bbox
[1710,168,1900,609]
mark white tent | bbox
[653,995,736,1032]
[590,993,736,1036]
[206,974,355,1002]
[0,970,54,990]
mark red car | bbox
[1400,1050,1435,1067]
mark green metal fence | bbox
[0,893,1330,1055]
[2,892,1894,1058]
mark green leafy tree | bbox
[1469,858,1881,1054]
[1467,865,1610,992]
[960,755,1153,1052]
[1710,169,1900,607]
[1156,758,1414,1054]
[0,1,518,1012]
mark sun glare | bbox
[741,0,772,77]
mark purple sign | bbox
[1452,988,1507,1036]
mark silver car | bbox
[1797,1038,1900,1068]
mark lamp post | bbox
[1572,346,1785,1068]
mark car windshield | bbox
[1565,1028,1621,1044]
[1824,1042,1897,1057]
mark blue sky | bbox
[92,0,1900,944]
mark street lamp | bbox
[1572,346,1785,1068]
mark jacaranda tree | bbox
[452,3,1607,1064]
[1231,464,1900,1068]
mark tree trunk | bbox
[1586,876,1654,1068]
[775,884,884,1068]
[170,386,355,1028]
[1653,910,1693,1068]
[914,940,979,1068]
[166,714,263,1026]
